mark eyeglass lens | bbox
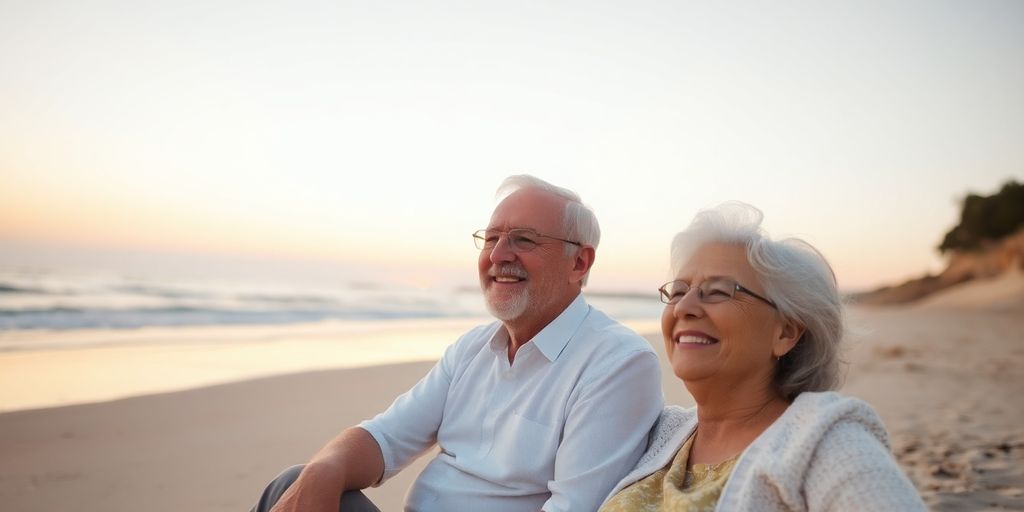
[474,229,540,252]
[660,279,736,304]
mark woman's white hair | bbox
[670,201,845,400]
[496,174,600,285]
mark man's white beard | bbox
[485,287,529,321]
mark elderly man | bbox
[253,175,663,512]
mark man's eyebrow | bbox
[485,227,537,232]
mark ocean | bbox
[0,265,661,332]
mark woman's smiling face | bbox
[661,243,785,388]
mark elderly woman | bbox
[600,203,925,511]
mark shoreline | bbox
[0,317,661,413]
[0,306,1020,511]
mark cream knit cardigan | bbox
[600,391,926,511]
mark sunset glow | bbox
[2,1,1022,293]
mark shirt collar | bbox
[492,293,589,363]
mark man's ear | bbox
[569,246,596,284]
[773,317,804,358]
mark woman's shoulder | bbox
[727,392,926,511]
[653,405,696,437]
[658,404,695,422]
[787,391,889,443]
[787,394,927,509]
[606,405,696,493]
[751,391,891,463]
[636,405,696,463]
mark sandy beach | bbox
[1,278,1022,511]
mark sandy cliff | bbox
[855,229,1024,306]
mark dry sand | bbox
[840,273,1024,512]
[0,281,1021,511]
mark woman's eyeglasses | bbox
[658,278,777,309]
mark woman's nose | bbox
[672,289,705,318]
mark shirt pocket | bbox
[486,412,560,487]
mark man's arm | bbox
[268,327,473,511]
[545,349,664,512]
[269,427,383,512]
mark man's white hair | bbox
[496,174,600,286]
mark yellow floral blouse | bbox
[600,435,739,512]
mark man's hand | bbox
[269,463,343,512]
[269,427,384,512]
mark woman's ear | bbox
[773,317,805,358]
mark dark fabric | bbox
[251,464,382,512]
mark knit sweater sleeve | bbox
[804,421,927,511]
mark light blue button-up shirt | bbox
[360,294,664,511]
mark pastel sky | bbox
[1,0,1022,292]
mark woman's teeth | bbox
[677,335,716,345]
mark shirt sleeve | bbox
[805,421,928,511]
[358,338,460,483]
[543,349,664,512]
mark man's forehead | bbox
[482,226,541,233]
[487,188,566,229]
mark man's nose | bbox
[488,235,517,264]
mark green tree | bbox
[939,180,1024,253]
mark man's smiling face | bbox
[478,188,577,326]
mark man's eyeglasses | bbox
[658,278,777,309]
[473,228,582,253]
